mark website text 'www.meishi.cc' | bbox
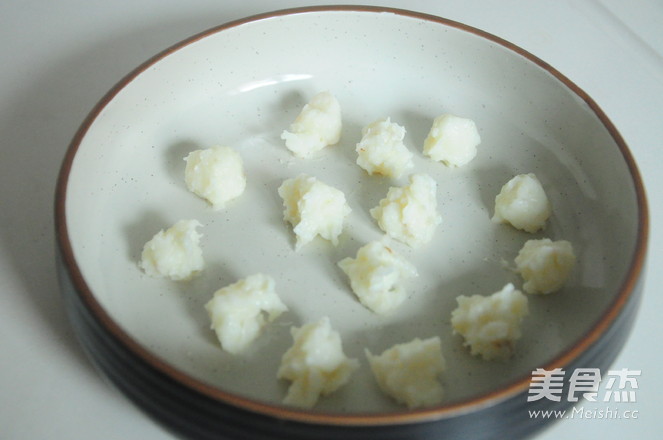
[528,406,639,420]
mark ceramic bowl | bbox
[55,6,648,440]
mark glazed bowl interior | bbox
[63,8,642,415]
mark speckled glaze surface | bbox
[55,6,648,439]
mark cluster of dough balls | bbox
[274,91,491,408]
[274,92,454,408]
[138,144,248,282]
[450,172,576,361]
[492,172,576,297]
[136,90,576,409]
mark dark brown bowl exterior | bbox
[55,6,649,440]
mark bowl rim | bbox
[54,5,649,426]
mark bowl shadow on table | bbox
[0,10,270,378]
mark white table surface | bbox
[1,0,661,438]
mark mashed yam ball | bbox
[204,273,287,354]
[515,238,576,294]
[365,337,445,408]
[356,117,414,178]
[370,174,442,248]
[278,174,351,250]
[423,114,481,167]
[451,283,529,361]
[281,91,342,158]
[139,219,204,281]
[184,146,246,210]
[277,317,359,408]
[492,173,551,233]
[338,240,418,315]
